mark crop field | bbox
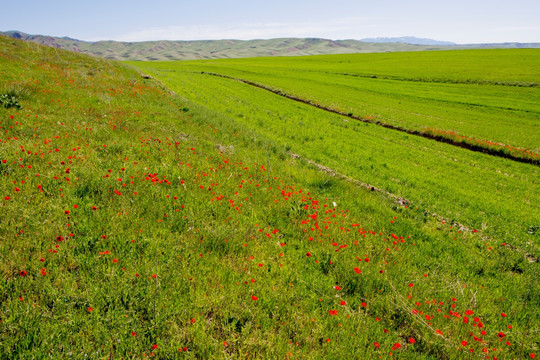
[1,35,538,359]
[131,50,540,157]
[130,53,540,250]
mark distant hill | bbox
[360,36,455,45]
[1,31,539,60]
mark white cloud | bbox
[105,17,387,42]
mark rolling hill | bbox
[3,30,539,61]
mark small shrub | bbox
[0,93,21,109]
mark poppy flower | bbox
[251,295,259,301]
[353,267,361,274]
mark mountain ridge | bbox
[2,30,539,60]
[360,36,455,45]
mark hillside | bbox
[0,34,538,359]
[4,30,539,61]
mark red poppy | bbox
[353,267,361,274]
[251,295,258,301]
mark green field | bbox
[129,51,540,249]
[130,50,540,154]
[1,36,539,359]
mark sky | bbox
[1,0,539,44]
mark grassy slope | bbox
[1,36,538,359]
[130,60,540,251]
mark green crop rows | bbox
[130,58,540,252]
[131,50,540,155]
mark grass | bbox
[1,35,539,359]
[124,67,540,251]
[130,49,540,155]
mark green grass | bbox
[130,49,540,155]
[1,36,539,359]
[126,66,540,250]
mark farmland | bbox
[130,50,540,154]
[1,35,539,359]
[130,51,540,249]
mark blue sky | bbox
[1,0,539,43]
